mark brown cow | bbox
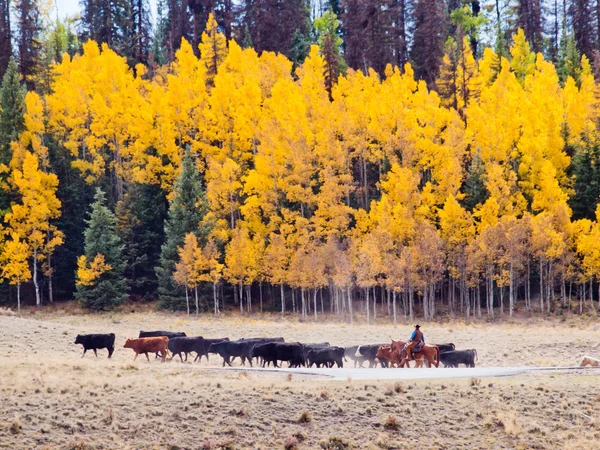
[580,356,600,367]
[376,346,403,368]
[124,337,169,362]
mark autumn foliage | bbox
[1,16,600,320]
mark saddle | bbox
[412,342,424,354]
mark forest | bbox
[0,0,599,322]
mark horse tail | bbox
[435,346,440,368]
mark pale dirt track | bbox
[213,366,598,381]
[3,309,600,449]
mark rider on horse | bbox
[404,325,424,360]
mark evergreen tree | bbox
[15,0,41,90]
[315,10,346,99]
[241,0,311,63]
[48,138,95,301]
[517,0,543,53]
[127,0,152,66]
[557,32,582,85]
[410,0,447,87]
[76,188,127,310]
[570,136,600,221]
[570,0,594,60]
[0,57,26,160]
[156,147,209,310]
[341,0,402,75]
[0,0,11,78]
[152,0,169,66]
[117,182,167,300]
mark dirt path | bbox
[207,365,600,381]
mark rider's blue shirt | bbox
[410,331,424,343]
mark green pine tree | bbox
[0,57,26,159]
[557,32,581,86]
[570,135,600,221]
[0,57,27,217]
[156,147,210,310]
[77,188,128,310]
[117,182,167,300]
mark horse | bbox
[391,339,440,368]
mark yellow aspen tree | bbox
[0,232,30,313]
[439,194,475,315]
[198,13,227,88]
[173,233,202,315]
[76,254,112,286]
[5,152,63,307]
[224,224,260,314]
[198,239,223,315]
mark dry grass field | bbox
[2,304,600,449]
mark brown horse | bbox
[391,340,440,368]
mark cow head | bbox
[74,335,82,345]
[123,338,133,348]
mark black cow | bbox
[435,343,456,353]
[208,339,282,367]
[139,330,187,339]
[194,338,230,363]
[250,342,279,367]
[306,346,344,368]
[274,342,305,367]
[208,340,253,366]
[168,336,205,362]
[344,346,365,368]
[440,349,477,368]
[240,338,285,365]
[358,344,389,368]
[74,333,115,358]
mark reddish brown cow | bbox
[124,337,169,362]
[376,346,403,368]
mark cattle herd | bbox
[73,330,479,369]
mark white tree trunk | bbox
[33,250,40,307]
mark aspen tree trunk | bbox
[246,285,252,313]
[579,285,583,314]
[194,284,199,317]
[48,247,53,303]
[213,282,219,315]
[431,282,436,317]
[539,258,544,313]
[347,285,353,323]
[590,278,594,307]
[320,288,324,315]
[569,281,572,310]
[372,286,377,320]
[33,249,41,307]
[280,284,285,316]
[301,288,306,319]
[387,287,391,316]
[409,288,414,322]
[509,262,514,318]
[185,288,190,315]
[366,287,370,325]
[525,258,531,311]
[239,281,243,315]
[17,283,21,315]
[392,290,397,325]
[477,283,482,317]
[259,282,263,312]
[292,288,296,314]
[500,284,504,316]
[466,287,470,317]
[314,289,318,321]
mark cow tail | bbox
[474,349,478,362]
[435,346,440,368]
